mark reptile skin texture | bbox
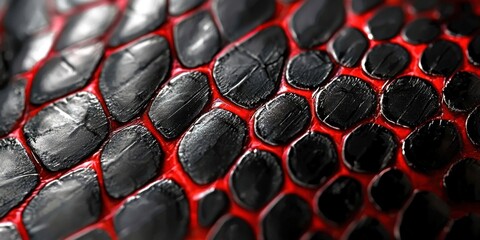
[0,0,480,239]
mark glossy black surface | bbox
[109,0,166,47]
[178,109,246,185]
[254,93,311,145]
[443,71,480,112]
[362,43,410,80]
[316,75,377,130]
[31,42,104,105]
[213,27,287,109]
[381,76,440,128]
[352,0,383,14]
[114,179,189,240]
[0,138,38,218]
[24,92,109,171]
[420,40,462,77]
[0,79,26,136]
[230,150,283,210]
[403,120,461,172]
[286,51,333,89]
[148,71,211,139]
[212,0,275,41]
[402,18,440,44]
[56,4,117,50]
[290,0,345,48]
[367,7,404,40]
[329,27,368,67]
[198,190,229,227]
[443,158,480,201]
[209,215,255,240]
[23,168,101,240]
[100,36,171,122]
[288,132,338,188]
[397,191,450,240]
[369,168,412,211]
[317,176,363,225]
[343,123,397,173]
[169,0,204,15]
[101,125,163,198]
[174,11,220,68]
[262,194,312,240]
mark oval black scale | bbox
[369,168,413,211]
[443,71,480,112]
[362,43,410,80]
[381,76,440,128]
[316,176,363,225]
[402,18,440,44]
[420,40,462,77]
[443,158,480,202]
[343,123,397,173]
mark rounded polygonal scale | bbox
[401,18,440,44]
[287,132,338,188]
[113,179,189,240]
[23,168,101,240]
[397,191,450,240]
[254,93,311,145]
[403,120,461,172]
[362,43,410,80]
[446,4,480,36]
[343,123,396,173]
[178,108,247,185]
[369,168,413,211]
[329,27,368,68]
[230,150,283,210]
[316,176,363,225]
[197,190,229,227]
[443,71,480,112]
[0,138,38,218]
[148,71,211,139]
[286,51,333,89]
[367,6,404,40]
[290,0,345,48]
[0,79,26,136]
[213,26,287,109]
[100,125,163,198]
[174,11,220,68]
[212,0,275,41]
[262,194,312,240]
[381,76,440,128]
[100,35,171,123]
[24,92,109,172]
[209,215,255,240]
[316,75,377,130]
[55,4,117,50]
[31,42,104,105]
[108,0,166,47]
[443,158,480,202]
[420,40,462,77]
[307,231,333,240]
